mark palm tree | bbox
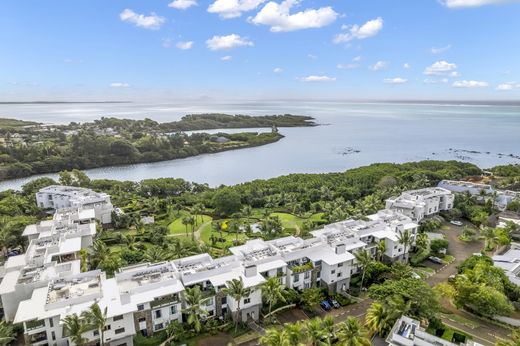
[182,215,192,237]
[376,239,386,261]
[397,229,413,261]
[481,227,499,251]
[62,313,88,346]
[260,328,291,346]
[191,203,204,226]
[223,278,251,331]
[182,286,209,332]
[322,316,336,343]
[336,317,371,346]
[365,302,396,337]
[81,303,107,346]
[415,232,429,251]
[354,249,372,291]
[284,321,307,346]
[306,317,328,346]
[0,321,15,346]
[262,277,286,322]
[143,245,172,262]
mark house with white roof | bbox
[36,185,114,224]
[385,187,454,222]
[492,243,520,287]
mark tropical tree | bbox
[81,303,107,346]
[262,277,286,322]
[376,239,386,261]
[365,302,398,337]
[259,328,291,346]
[0,321,15,346]
[223,278,251,331]
[354,249,372,291]
[300,287,324,311]
[284,321,307,346]
[397,229,413,261]
[62,313,88,346]
[336,316,371,346]
[143,245,172,262]
[415,233,429,251]
[306,317,328,346]
[182,286,209,332]
[182,215,192,237]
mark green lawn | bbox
[168,214,212,235]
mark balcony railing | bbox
[26,319,45,331]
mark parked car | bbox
[328,297,340,309]
[6,249,20,257]
[320,300,332,311]
[450,220,463,226]
[429,256,444,264]
[411,272,421,279]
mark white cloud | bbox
[352,56,362,62]
[403,63,411,69]
[299,75,336,82]
[250,0,338,32]
[162,38,173,48]
[208,0,266,19]
[273,67,283,73]
[334,17,383,44]
[423,78,449,84]
[206,34,253,50]
[307,54,318,59]
[120,9,165,30]
[440,0,519,8]
[384,77,407,84]
[496,82,520,90]
[452,80,488,88]
[110,82,130,88]
[169,0,198,9]
[337,63,358,69]
[424,60,457,75]
[221,55,233,61]
[64,59,83,64]
[431,44,451,54]
[176,41,194,50]
[369,61,388,71]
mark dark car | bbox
[328,297,340,309]
[320,300,332,311]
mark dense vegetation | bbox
[0,113,315,180]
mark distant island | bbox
[0,113,316,181]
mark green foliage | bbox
[212,189,242,216]
[430,238,449,255]
[299,287,324,310]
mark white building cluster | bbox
[1,187,454,346]
[385,187,454,222]
[36,185,114,224]
[438,180,520,211]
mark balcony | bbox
[150,294,179,308]
[290,262,314,273]
[26,319,45,332]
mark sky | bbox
[1,0,520,102]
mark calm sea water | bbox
[0,101,519,191]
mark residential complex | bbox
[385,187,454,222]
[438,180,520,211]
[3,187,449,346]
[387,315,483,346]
[493,243,520,287]
[36,185,114,224]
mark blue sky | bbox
[1,0,520,101]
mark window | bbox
[115,328,125,335]
[338,263,343,267]
[170,305,177,314]
[137,304,145,311]
[94,330,100,336]
[317,271,321,278]
[51,331,56,341]
[113,315,124,321]
[293,274,300,282]
[337,272,342,278]
[304,283,310,289]
[221,297,227,305]
[154,323,164,331]
[314,260,322,266]
[331,270,335,274]
[304,271,310,279]
[138,317,146,323]
[49,318,54,328]
[244,298,251,304]
[208,310,214,316]
[104,325,111,331]
[154,310,162,319]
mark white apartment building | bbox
[36,185,114,224]
[439,179,520,211]
[493,243,520,287]
[385,187,454,222]
[387,315,482,346]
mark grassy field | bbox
[167,214,212,235]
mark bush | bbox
[430,239,449,255]
[410,249,430,266]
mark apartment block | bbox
[385,187,454,222]
[36,185,114,224]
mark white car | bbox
[450,220,463,226]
